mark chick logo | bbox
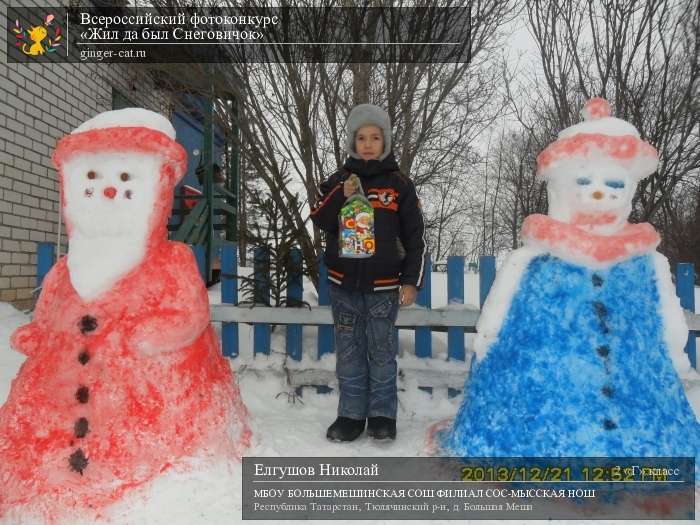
[378,191,395,206]
[11,14,62,57]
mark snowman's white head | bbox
[545,157,638,235]
[536,98,658,235]
[52,109,187,300]
[62,152,162,239]
[54,108,187,244]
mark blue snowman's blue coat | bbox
[442,254,699,462]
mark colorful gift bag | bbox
[339,177,375,259]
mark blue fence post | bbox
[221,243,239,358]
[415,254,432,358]
[36,242,55,288]
[286,248,303,361]
[676,263,696,370]
[317,257,334,358]
[447,256,465,361]
[253,246,271,356]
[479,256,496,308]
[191,244,206,283]
[463,255,496,399]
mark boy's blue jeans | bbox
[328,284,400,420]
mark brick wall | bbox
[1,1,173,309]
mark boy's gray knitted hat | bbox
[345,103,392,161]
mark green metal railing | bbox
[170,184,238,282]
[169,74,240,283]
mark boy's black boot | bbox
[367,417,396,440]
[326,417,366,442]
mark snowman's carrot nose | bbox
[592,191,604,200]
[103,187,117,199]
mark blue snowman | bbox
[440,99,699,476]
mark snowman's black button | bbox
[75,386,89,404]
[593,301,607,318]
[79,315,97,334]
[592,274,604,287]
[78,350,90,365]
[601,385,613,397]
[69,448,88,475]
[74,417,89,438]
[603,419,617,430]
[596,345,610,358]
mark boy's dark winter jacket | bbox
[310,153,426,292]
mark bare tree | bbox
[471,125,549,256]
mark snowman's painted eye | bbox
[120,172,130,182]
[605,180,625,189]
[576,177,591,186]
[87,171,96,180]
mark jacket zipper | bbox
[356,172,365,291]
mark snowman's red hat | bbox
[536,98,658,181]
[52,108,187,183]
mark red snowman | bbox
[0,109,250,521]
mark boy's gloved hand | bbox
[400,284,417,306]
[344,174,361,197]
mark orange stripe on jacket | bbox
[310,184,342,216]
[374,278,399,284]
[370,201,398,211]
[328,269,344,278]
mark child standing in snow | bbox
[311,104,426,442]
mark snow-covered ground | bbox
[0,279,698,525]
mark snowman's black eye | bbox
[87,171,96,180]
[120,172,130,182]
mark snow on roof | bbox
[71,108,176,140]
